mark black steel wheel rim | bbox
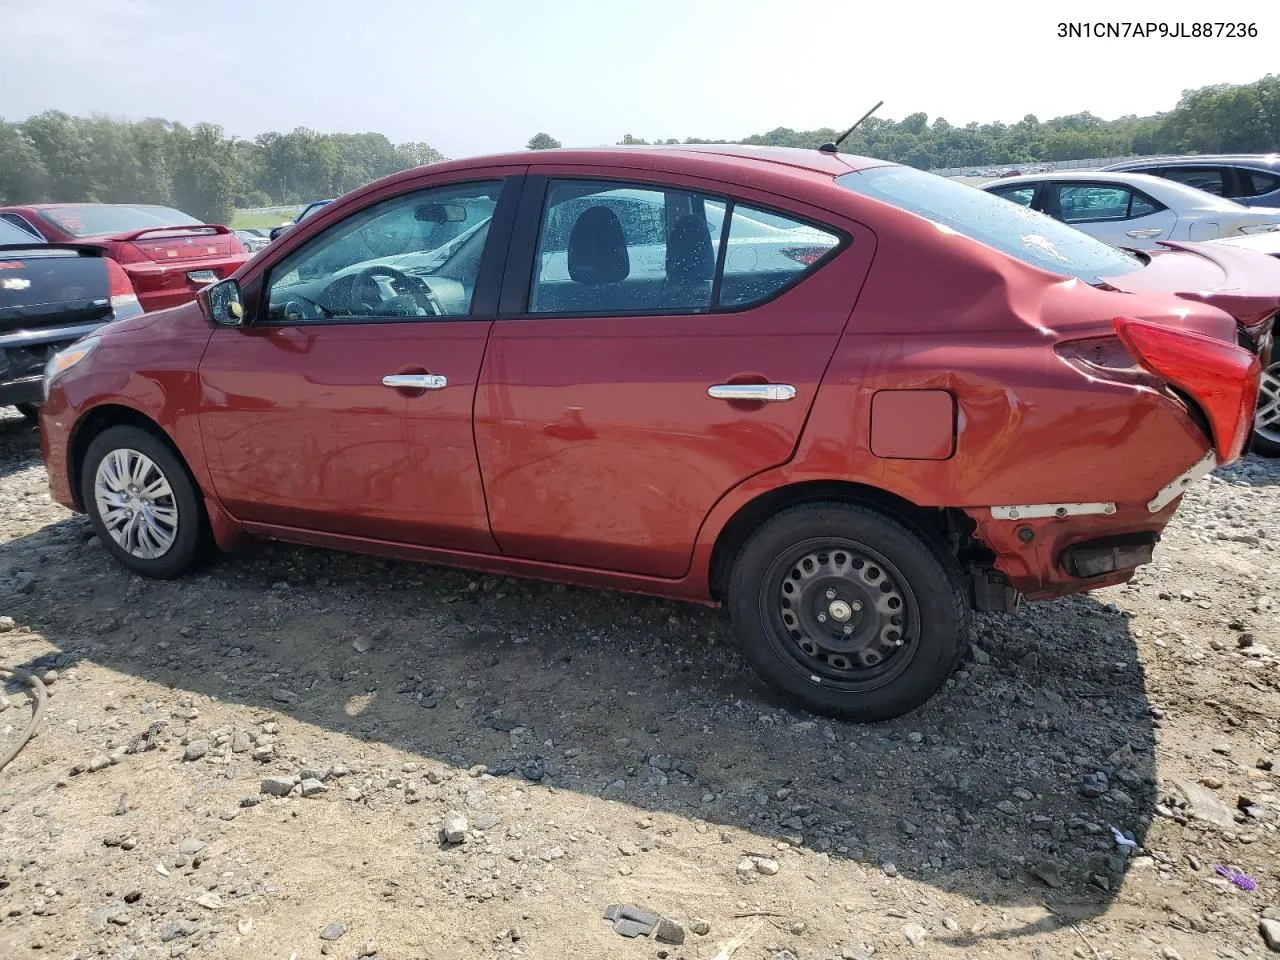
[758,537,921,692]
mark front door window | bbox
[264,181,502,322]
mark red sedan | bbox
[37,145,1275,720]
[0,203,249,313]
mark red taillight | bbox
[1113,317,1261,463]
[104,257,141,313]
[780,247,829,266]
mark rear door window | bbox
[1162,166,1229,196]
[1054,185,1132,223]
[527,180,842,315]
[529,181,721,314]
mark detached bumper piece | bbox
[602,904,685,944]
[1062,533,1158,579]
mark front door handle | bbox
[708,383,796,402]
[1126,228,1163,238]
[382,374,447,390]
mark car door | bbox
[473,173,873,579]
[197,171,523,550]
[1043,181,1177,249]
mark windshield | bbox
[38,204,202,238]
[0,219,42,245]
[835,166,1143,283]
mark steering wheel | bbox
[350,265,445,316]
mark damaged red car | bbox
[37,146,1276,720]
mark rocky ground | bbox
[2,406,1280,960]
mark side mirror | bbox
[202,278,245,326]
[269,225,287,241]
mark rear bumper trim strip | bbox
[1146,451,1217,513]
[990,502,1116,520]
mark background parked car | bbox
[1211,230,1280,457]
[233,228,271,254]
[1101,154,1280,208]
[268,198,335,242]
[983,171,1280,249]
[0,217,142,422]
[0,203,248,312]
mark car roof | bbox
[983,170,1173,188]
[12,202,185,210]
[1106,154,1280,169]
[384,144,885,185]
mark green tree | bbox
[526,132,562,150]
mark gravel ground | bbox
[2,405,1280,960]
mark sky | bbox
[1,0,1276,158]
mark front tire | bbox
[81,425,208,578]
[728,502,968,722]
[1252,361,1280,458]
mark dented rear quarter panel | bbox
[691,207,1216,599]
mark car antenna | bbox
[819,100,884,154]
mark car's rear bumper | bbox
[123,255,249,312]
[964,477,1200,601]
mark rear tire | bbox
[81,425,209,578]
[728,502,968,722]
[1254,361,1280,458]
[15,403,39,425]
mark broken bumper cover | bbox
[970,448,1218,600]
[1062,533,1158,579]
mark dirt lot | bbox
[2,406,1280,960]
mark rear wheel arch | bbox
[706,480,964,602]
[69,405,196,511]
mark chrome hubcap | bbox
[94,448,178,559]
[1257,362,1280,444]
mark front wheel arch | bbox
[70,405,197,512]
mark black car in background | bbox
[268,198,334,242]
[1101,154,1280,207]
[0,218,142,423]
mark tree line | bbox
[2,74,1277,224]
[0,115,445,224]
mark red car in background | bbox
[0,203,249,313]
[36,146,1276,721]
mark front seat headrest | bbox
[567,205,630,285]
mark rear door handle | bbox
[382,374,447,390]
[707,383,796,402]
[1126,228,1163,238]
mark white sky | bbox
[0,0,1275,157]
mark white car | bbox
[982,171,1280,250]
[1210,230,1280,458]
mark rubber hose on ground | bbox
[0,665,48,772]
